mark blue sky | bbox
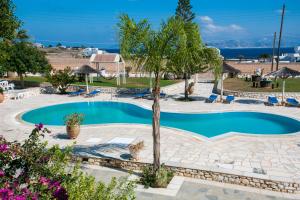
[15,0,300,48]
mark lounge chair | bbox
[225,95,235,104]
[206,94,218,103]
[267,96,279,106]
[134,89,151,99]
[286,98,300,107]
[85,89,101,97]
[69,89,85,96]
[160,92,167,99]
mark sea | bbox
[104,47,296,60]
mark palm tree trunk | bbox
[184,72,188,100]
[152,75,161,172]
[19,73,25,89]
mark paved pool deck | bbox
[1,82,300,197]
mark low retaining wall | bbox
[216,80,300,99]
[73,155,300,194]
[68,85,150,95]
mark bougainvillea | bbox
[0,125,136,200]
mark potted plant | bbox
[0,87,4,103]
[64,113,84,139]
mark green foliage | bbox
[4,42,51,88]
[119,15,186,78]
[47,67,76,94]
[64,113,84,126]
[118,14,150,71]
[0,0,21,40]
[175,0,195,23]
[140,164,174,188]
[0,87,3,94]
[65,169,136,200]
[259,53,271,61]
[0,125,136,199]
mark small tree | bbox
[47,67,76,94]
[259,53,270,62]
[174,0,221,100]
[119,15,186,176]
[238,55,244,62]
[5,42,51,88]
[175,0,195,23]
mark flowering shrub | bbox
[0,124,136,200]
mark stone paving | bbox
[1,82,300,196]
[82,165,296,200]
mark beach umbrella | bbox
[220,62,241,101]
[266,67,300,104]
[73,65,99,93]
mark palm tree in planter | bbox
[118,15,186,187]
[64,113,84,139]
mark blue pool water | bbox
[21,101,300,138]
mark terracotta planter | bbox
[0,93,4,103]
[66,124,80,139]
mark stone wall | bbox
[73,155,300,194]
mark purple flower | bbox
[31,192,39,200]
[53,187,68,200]
[0,170,4,177]
[21,188,31,195]
[49,181,61,189]
[35,123,44,131]
[15,195,27,200]
[0,188,13,199]
[0,144,8,152]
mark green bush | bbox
[47,67,76,94]
[140,164,174,188]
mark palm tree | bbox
[118,15,186,172]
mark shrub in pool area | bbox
[140,164,174,188]
[0,125,136,200]
[46,67,76,94]
[64,113,84,139]
[128,141,144,161]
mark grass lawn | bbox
[74,77,180,88]
[224,78,300,92]
[19,76,180,88]
[23,76,47,83]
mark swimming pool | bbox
[21,101,300,138]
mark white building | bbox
[280,46,300,62]
[82,48,105,57]
[33,43,44,48]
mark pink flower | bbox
[15,195,26,200]
[0,144,8,152]
[0,188,13,199]
[39,177,50,186]
[35,123,44,131]
[0,170,4,177]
